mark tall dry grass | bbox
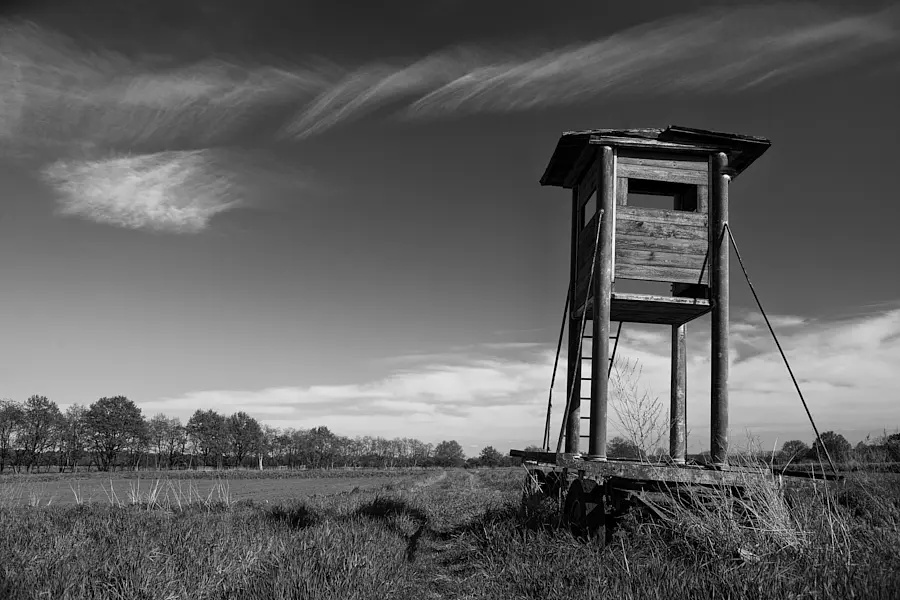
[0,467,898,599]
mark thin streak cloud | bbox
[281,4,900,136]
[3,3,899,234]
[1,20,323,152]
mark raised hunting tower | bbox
[540,126,771,466]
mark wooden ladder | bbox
[578,321,623,444]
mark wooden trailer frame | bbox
[511,451,841,540]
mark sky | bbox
[1,0,899,457]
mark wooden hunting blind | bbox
[539,125,771,466]
[511,127,842,542]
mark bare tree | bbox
[163,416,187,469]
[60,404,88,472]
[609,358,667,462]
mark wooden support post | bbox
[588,146,615,461]
[565,187,583,454]
[616,177,628,206]
[670,324,687,464]
[710,152,730,466]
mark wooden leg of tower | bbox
[670,323,687,464]
[710,152,730,467]
[588,146,615,461]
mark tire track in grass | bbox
[403,469,523,597]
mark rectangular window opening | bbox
[626,180,699,212]
[582,190,597,229]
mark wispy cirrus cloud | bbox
[138,306,900,449]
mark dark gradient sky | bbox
[1,0,899,453]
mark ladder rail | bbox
[555,209,604,455]
[608,321,623,378]
[542,290,570,451]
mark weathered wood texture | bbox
[575,206,709,305]
[617,150,709,172]
[710,152,730,466]
[697,184,709,213]
[616,177,628,206]
[588,146,615,460]
[670,324,687,464]
[575,293,711,326]
[591,136,719,154]
[616,153,709,185]
[511,451,841,486]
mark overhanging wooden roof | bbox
[539,125,771,189]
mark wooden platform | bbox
[574,292,711,326]
[510,450,841,486]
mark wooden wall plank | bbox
[617,249,707,270]
[577,247,709,282]
[618,205,708,227]
[615,264,708,285]
[616,219,708,242]
[616,234,708,255]
[617,163,708,185]
[578,220,709,273]
[618,153,708,172]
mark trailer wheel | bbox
[564,479,606,542]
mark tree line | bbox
[0,395,517,473]
[777,431,900,464]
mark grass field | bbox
[0,469,429,507]
[1,468,899,599]
[0,475,409,507]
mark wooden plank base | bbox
[574,292,711,325]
